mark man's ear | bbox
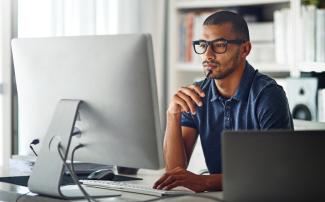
[241,41,251,58]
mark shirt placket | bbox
[224,101,232,129]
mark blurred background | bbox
[0,0,324,170]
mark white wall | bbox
[114,0,166,123]
[0,0,16,167]
[17,0,166,155]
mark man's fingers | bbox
[153,167,185,189]
[176,92,196,114]
[153,169,176,188]
[179,87,202,107]
[153,173,170,189]
[156,175,184,190]
[190,84,205,97]
[164,180,185,190]
[173,95,191,113]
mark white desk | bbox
[0,159,223,201]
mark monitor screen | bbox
[12,34,164,170]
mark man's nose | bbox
[203,45,216,61]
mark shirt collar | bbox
[209,61,257,102]
[232,62,257,101]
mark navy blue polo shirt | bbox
[180,61,293,174]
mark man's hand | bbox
[153,167,220,193]
[167,84,205,115]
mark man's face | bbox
[200,23,243,80]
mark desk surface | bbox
[0,158,223,201]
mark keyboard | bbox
[80,180,195,196]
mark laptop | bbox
[222,130,325,202]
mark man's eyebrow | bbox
[197,37,225,41]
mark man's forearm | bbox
[164,112,188,170]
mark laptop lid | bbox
[222,130,325,202]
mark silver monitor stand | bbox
[28,99,120,198]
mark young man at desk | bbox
[154,11,293,192]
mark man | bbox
[153,11,293,192]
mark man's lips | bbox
[202,61,219,70]
[203,64,218,71]
[206,64,217,69]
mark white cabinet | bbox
[167,0,325,99]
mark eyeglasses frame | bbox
[192,38,246,54]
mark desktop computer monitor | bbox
[12,34,164,198]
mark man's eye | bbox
[199,43,207,48]
[214,42,226,47]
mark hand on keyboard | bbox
[170,186,194,192]
[153,167,221,192]
[80,180,195,196]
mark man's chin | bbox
[210,72,228,80]
[210,66,237,80]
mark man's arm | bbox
[153,84,222,192]
[158,117,222,192]
[163,83,203,170]
[164,112,197,170]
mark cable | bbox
[15,191,30,202]
[57,143,98,202]
[29,139,39,156]
[70,145,100,202]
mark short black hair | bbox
[203,10,250,41]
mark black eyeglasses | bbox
[192,38,246,54]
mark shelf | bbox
[176,0,290,9]
[298,62,325,72]
[176,62,291,73]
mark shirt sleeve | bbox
[256,84,294,129]
[180,111,197,129]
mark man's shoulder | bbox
[253,71,277,87]
[250,71,284,99]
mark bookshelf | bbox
[167,0,325,99]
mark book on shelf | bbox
[248,22,274,42]
[178,11,212,64]
[302,5,316,62]
[178,14,186,64]
[247,22,275,64]
[285,9,294,65]
[192,12,211,64]
[185,12,194,62]
[301,5,325,63]
[274,5,325,64]
[316,8,325,62]
[274,8,294,65]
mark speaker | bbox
[318,89,325,122]
[286,78,318,121]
